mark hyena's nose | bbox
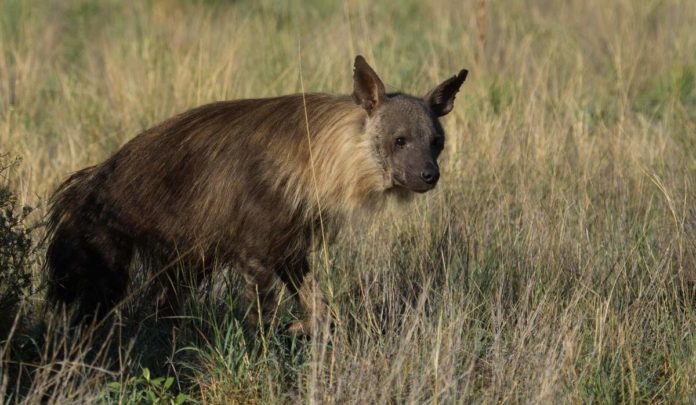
[421,166,440,185]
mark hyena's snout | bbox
[420,161,440,186]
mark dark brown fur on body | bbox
[46,56,468,333]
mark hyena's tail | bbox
[45,165,133,321]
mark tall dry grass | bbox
[1,0,696,403]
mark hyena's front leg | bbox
[279,258,331,334]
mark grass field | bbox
[1,0,696,403]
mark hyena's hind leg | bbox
[278,258,331,335]
[239,257,282,332]
[47,217,134,322]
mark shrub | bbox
[0,156,36,336]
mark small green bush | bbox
[102,368,192,405]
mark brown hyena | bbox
[45,56,468,333]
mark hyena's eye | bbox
[395,137,406,148]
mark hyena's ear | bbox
[424,69,469,117]
[352,55,387,115]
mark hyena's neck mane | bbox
[266,93,389,220]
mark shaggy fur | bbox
[45,56,467,332]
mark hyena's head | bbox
[352,55,468,193]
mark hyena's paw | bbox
[285,315,335,336]
[286,319,312,335]
[286,299,335,336]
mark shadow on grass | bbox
[1,268,317,403]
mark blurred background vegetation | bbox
[1,0,695,403]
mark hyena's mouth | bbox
[392,173,438,193]
[408,182,438,193]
